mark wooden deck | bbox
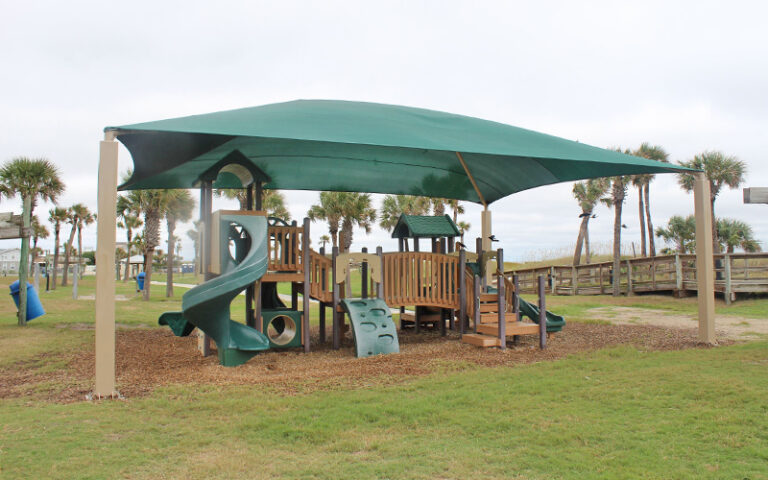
[506,253,768,304]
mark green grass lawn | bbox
[1,274,767,479]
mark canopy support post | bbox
[94,131,119,398]
[694,172,716,344]
[455,152,487,208]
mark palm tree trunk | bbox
[637,185,647,257]
[62,225,76,286]
[123,230,132,282]
[143,247,154,301]
[573,215,589,265]
[612,201,623,297]
[77,225,83,279]
[710,196,720,254]
[585,222,591,264]
[166,218,176,297]
[644,184,656,257]
[52,227,60,290]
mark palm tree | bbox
[601,171,631,296]
[378,194,430,231]
[339,193,376,253]
[263,190,291,221]
[126,189,170,300]
[456,221,471,244]
[572,178,610,265]
[30,216,49,263]
[187,221,201,273]
[632,143,669,257]
[0,157,65,218]
[716,218,761,253]
[430,198,447,216]
[72,204,95,278]
[48,207,69,289]
[656,215,696,253]
[164,190,195,297]
[308,192,346,249]
[678,151,747,253]
[319,235,330,250]
[61,206,79,286]
[117,195,143,282]
[446,199,465,223]
[215,188,291,220]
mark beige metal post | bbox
[693,172,716,344]
[94,131,119,397]
[481,208,492,284]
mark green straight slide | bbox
[159,213,270,366]
[518,297,565,333]
[340,298,399,358]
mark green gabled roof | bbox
[391,215,460,239]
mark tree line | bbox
[572,146,754,296]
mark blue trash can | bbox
[137,272,146,291]
[9,281,45,321]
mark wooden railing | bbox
[382,252,460,309]
[267,225,304,272]
[307,250,332,303]
[506,252,768,303]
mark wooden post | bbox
[538,275,547,349]
[361,247,368,299]
[332,247,340,350]
[414,238,420,252]
[675,254,683,292]
[245,184,255,328]
[694,172,716,343]
[72,264,79,300]
[473,274,480,334]
[199,180,213,357]
[626,260,633,296]
[459,249,467,334]
[476,237,485,290]
[550,266,556,295]
[724,254,732,305]
[512,273,521,346]
[571,266,578,295]
[302,217,310,353]
[33,262,40,292]
[497,248,506,350]
[376,246,384,299]
[254,280,263,333]
[319,246,326,343]
[94,132,119,398]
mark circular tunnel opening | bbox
[266,315,297,346]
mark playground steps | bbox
[479,293,498,302]
[477,322,540,336]
[480,312,519,322]
[461,333,501,347]
[399,312,443,324]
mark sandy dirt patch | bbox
[586,307,768,340]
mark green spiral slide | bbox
[159,213,270,366]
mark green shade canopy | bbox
[111,99,689,204]
[391,215,460,239]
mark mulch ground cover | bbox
[0,322,725,403]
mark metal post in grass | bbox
[512,274,521,346]
[72,264,79,299]
[303,217,311,353]
[497,248,505,350]
[361,247,368,299]
[319,246,326,343]
[538,275,547,349]
[332,246,340,350]
[459,248,467,334]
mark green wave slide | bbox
[159,213,270,366]
[518,297,566,333]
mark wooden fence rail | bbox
[506,253,768,304]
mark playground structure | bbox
[93,99,714,397]
[158,202,560,365]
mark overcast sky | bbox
[1,0,766,261]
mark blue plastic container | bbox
[137,272,146,291]
[9,281,45,321]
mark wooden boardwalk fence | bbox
[506,253,768,304]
